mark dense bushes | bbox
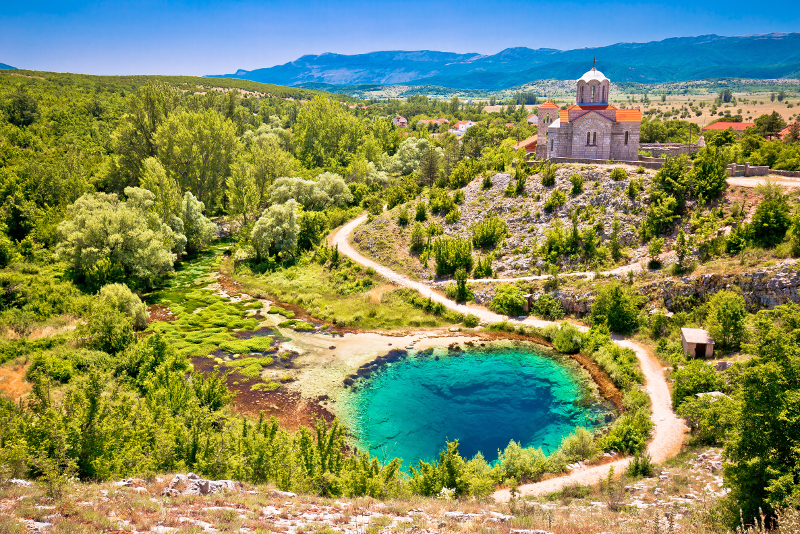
[470,214,508,248]
[671,360,725,410]
[533,293,565,320]
[488,284,526,316]
[431,237,473,276]
[98,283,148,330]
[590,282,641,334]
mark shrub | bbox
[533,294,565,320]
[599,408,652,454]
[473,255,493,278]
[444,209,461,224]
[569,174,584,195]
[751,195,790,246]
[428,188,456,214]
[497,441,550,483]
[552,322,583,354]
[636,166,646,174]
[705,290,747,350]
[99,283,148,330]
[471,214,508,248]
[541,162,556,186]
[409,222,426,252]
[463,314,479,328]
[449,159,484,189]
[671,360,724,409]
[676,394,736,445]
[397,206,409,226]
[488,284,526,316]
[482,174,492,189]
[558,427,597,463]
[626,452,654,477]
[590,282,641,334]
[88,306,136,354]
[425,221,443,237]
[414,202,427,222]
[543,190,567,212]
[610,167,627,181]
[432,237,473,276]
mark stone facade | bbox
[545,67,641,161]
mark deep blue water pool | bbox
[342,344,610,467]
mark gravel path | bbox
[331,215,687,502]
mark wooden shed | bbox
[681,328,715,358]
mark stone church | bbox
[537,67,641,161]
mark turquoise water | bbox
[343,345,610,467]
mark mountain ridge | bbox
[208,33,800,90]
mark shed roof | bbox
[513,135,538,150]
[681,328,715,344]
[702,122,754,132]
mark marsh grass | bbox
[236,260,451,330]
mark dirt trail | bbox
[331,215,687,501]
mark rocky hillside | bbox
[353,163,655,281]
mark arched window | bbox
[579,86,584,102]
[550,138,554,151]
[625,131,629,145]
[593,132,597,145]
[591,86,595,102]
[587,132,591,145]
[602,86,606,102]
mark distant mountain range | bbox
[0,63,16,70]
[210,33,800,91]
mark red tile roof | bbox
[513,135,538,150]
[539,101,559,110]
[616,109,642,123]
[559,110,569,122]
[779,123,799,140]
[702,122,754,132]
[567,104,618,111]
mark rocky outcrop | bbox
[161,473,239,497]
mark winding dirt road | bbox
[330,215,687,501]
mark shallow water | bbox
[343,344,610,467]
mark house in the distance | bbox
[392,116,408,128]
[702,121,754,138]
[779,123,800,141]
[449,120,477,136]
[681,328,715,358]
[527,113,539,125]
[513,135,538,157]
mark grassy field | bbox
[229,255,455,331]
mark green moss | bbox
[251,381,280,391]
[269,306,295,319]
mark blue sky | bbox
[2,0,798,75]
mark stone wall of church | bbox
[570,116,612,159]
[610,123,640,161]
[548,124,573,158]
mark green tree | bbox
[755,111,788,139]
[724,304,800,523]
[293,96,365,170]
[691,148,728,201]
[705,290,747,351]
[98,283,148,331]
[590,282,641,334]
[110,82,182,191]
[751,192,791,246]
[4,84,39,127]
[56,190,176,288]
[226,159,259,227]
[139,157,181,223]
[652,155,691,211]
[178,192,217,254]
[251,200,299,261]
[297,210,329,251]
[154,108,239,211]
[489,284,526,316]
[609,218,622,261]
[419,145,440,187]
[671,360,724,409]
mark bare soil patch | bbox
[0,360,31,402]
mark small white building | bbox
[392,115,408,128]
[681,328,715,358]
[527,113,539,125]
[451,120,477,134]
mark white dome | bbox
[579,68,609,83]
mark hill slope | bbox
[211,33,800,90]
[0,63,16,70]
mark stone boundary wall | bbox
[727,163,770,177]
[533,157,665,170]
[771,169,800,178]
[640,143,703,157]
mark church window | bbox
[625,131,629,145]
[593,132,597,145]
[587,132,591,145]
[602,86,606,102]
[591,86,595,102]
[580,86,584,102]
[550,138,553,151]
